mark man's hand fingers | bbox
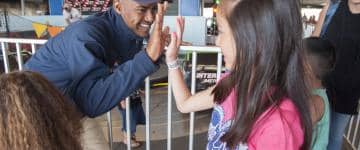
[154,14,164,32]
[163,1,169,14]
[154,2,167,32]
[157,2,165,17]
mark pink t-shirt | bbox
[207,89,304,150]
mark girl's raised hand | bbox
[165,16,185,63]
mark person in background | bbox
[165,0,312,149]
[118,90,145,147]
[313,0,360,149]
[0,71,82,150]
[63,2,82,26]
[304,37,336,149]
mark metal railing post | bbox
[347,116,354,138]
[189,52,197,150]
[1,42,10,73]
[216,53,222,81]
[31,43,36,54]
[15,43,24,70]
[167,73,173,150]
[106,112,113,150]
[352,116,360,145]
[145,77,151,150]
[126,97,131,150]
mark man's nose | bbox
[144,9,155,23]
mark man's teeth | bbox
[141,24,150,28]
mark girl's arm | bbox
[166,17,215,113]
[169,68,215,113]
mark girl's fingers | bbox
[168,32,179,58]
[169,32,177,49]
[176,16,185,47]
[163,26,170,36]
[162,26,170,46]
[181,17,185,34]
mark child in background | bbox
[0,71,82,150]
[305,37,335,150]
[118,90,145,148]
[165,0,312,149]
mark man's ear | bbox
[113,0,122,14]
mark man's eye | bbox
[137,9,146,13]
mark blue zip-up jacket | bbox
[24,8,159,118]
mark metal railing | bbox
[1,38,46,72]
[344,110,360,150]
[168,46,222,150]
[5,37,359,150]
[0,37,222,150]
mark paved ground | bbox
[113,132,207,150]
[95,86,212,141]
[93,65,213,149]
[95,85,212,150]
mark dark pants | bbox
[328,110,351,150]
[118,98,145,135]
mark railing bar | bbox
[31,43,36,54]
[357,133,360,150]
[347,116,355,138]
[145,77,151,150]
[0,38,47,44]
[1,42,10,73]
[167,74,172,150]
[352,116,360,145]
[358,106,360,150]
[179,46,221,53]
[1,39,220,53]
[0,38,231,150]
[189,52,197,150]
[15,43,23,71]
[216,53,222,81]
[126,97,131,150]
[106,112,113,150]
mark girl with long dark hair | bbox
[165,0,312,149]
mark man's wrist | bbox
[144,48,158,62]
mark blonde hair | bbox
[0,71,82,150]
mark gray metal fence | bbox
[3,37,358,150]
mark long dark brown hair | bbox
[212,0,312,149]
[0,71,82,150]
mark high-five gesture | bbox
[166,16,185,63]
[146,1,169,62]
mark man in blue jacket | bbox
[26,0,168,117]
[25,0,169,148]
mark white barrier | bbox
[3,37,360,150]
[345,112,360,150]
[0,37,222,150]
